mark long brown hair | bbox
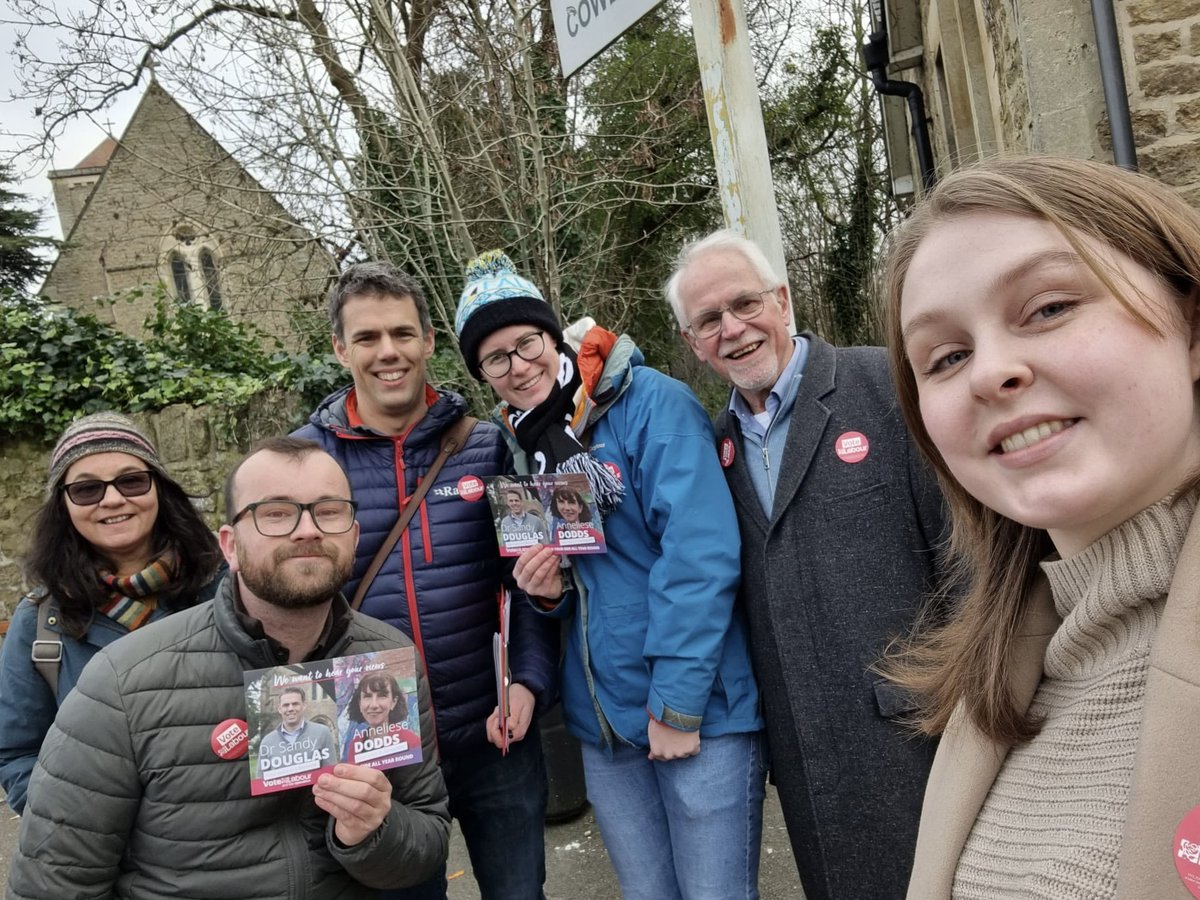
[880,156,1200,744]
[25,472,221,638]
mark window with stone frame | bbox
[161,227,224,309]
[169,252,192,304]
[199,249,223,310]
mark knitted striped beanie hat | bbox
[47,412,166,497]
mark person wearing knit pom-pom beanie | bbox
[456,250,766,900]
[295,262,558,900]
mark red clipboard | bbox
[493,588,511,755]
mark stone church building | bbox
[40,78,334,344]
[870,0,1200,205]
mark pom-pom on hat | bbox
[455,250,563,380]
[46,411,166,498]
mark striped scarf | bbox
[98,548,178,630]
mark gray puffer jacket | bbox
[7,577,450,900]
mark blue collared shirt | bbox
[727,335,810,516]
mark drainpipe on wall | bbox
[863,30,938,192]
[1091,0,1137,170]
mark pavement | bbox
[0,807,15,888]
[0,784,805,898]
[447,783,803,899]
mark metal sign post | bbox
[548,0,792,329]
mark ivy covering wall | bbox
[0,287,344,443]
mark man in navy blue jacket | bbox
[295,262,558,900]
[666,231,950,900]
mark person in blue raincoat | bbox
[454,250,766,900]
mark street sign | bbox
[550,0,665,78]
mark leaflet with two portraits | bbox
[244,647,422,796]
[486,472,607,556]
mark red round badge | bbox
[1175,805,1200,897]
[603,461,622,482]
[720,437,736,469]
[834,431,870,464]
[211,718,249,760]
[457,475,485,502]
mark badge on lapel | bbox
[834,431,870,464]
[457,475,485,501]
[719,438,736,469]
[211,718,250,760]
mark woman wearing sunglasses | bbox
[0,412,222,813]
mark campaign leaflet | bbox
[244,647,422,796]
[486,473,607,557]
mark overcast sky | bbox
[2,12,143,242]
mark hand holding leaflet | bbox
[244,647,423,796]
[514,543,563,601]
[313,764,393,846]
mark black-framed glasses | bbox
[479,331,546,378]
[62,470,155,506]
[686,290,772,339]
[231,499,358,536]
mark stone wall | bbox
[1121,0,1200,204]
[957,0,1107,160]
[908,0,1107,172]
[899,0,1200,195]
[0,395,300,620]
[981,0,1033,155]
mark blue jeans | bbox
[581,731,766,900]
[381,729,548,900]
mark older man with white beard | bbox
[664,230,953,900]
[8,436,449,900]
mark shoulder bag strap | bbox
[32,600,63,697]
[350,415,479,611]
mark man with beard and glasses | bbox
[8,437,450,900]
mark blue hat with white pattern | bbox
[455,250,562,380]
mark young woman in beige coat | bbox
[882,156,1200,899]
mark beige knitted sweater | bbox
[952,492,1196,899]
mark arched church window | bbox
[200,249,222,310]
[170,252,192,304]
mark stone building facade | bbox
[40,78,334,344]
[873,0,1200,205]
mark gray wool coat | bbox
[713,333,949,900]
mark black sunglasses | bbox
[61,470,155,506]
